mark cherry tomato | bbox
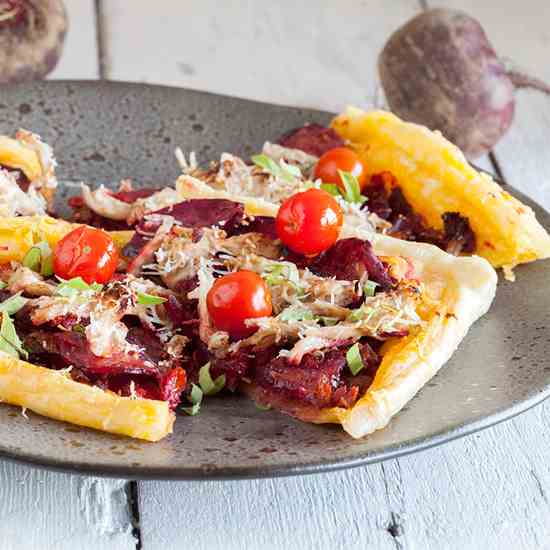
[207,270,273,339]
[276,188,343,255]
[313,147,367,190]
[54,226,119,284]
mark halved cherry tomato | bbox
[54,226,119,284]
[313,147,367,190]
[276,188,343,255]
[207,270,272,339]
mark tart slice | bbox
[0,129,58,216]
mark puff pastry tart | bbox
[69,109,547,280]
[0,189,495,440]
[0,130,58,216]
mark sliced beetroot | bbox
[154,199,244,231]
[309,238,395,289]
[231,216,278,240]
[442,212,476,254]
[210,351,252,392]
[254,348,358,409]
[276,123,345,157]
[111,187,161,203]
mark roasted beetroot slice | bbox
[154,199,244,231]
[68,196,133,231]
[253,349,358,410]
[230,216,278,239]
[111,187,161,203]
[276,124,345,157]
[442,212,476,254]
[310,238,395,289]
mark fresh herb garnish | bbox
[181,384,203,416]
[262,262,302,293]
[347,304,376,323]
[198,362,226,396]
[364,280,378,297]
[337,170,367,204]
[320,183,341,196]
[346,343,364,375]
[136,292,167,306]
[0,312,28,359]
[0,282,6,289]
[0,293,27,316]
[22,241,54,277]
[254,402,272,411]
[56,277,103,298]
[316,316,339,326]
[278,305,314,322]
[251,154,302,183]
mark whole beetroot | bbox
[378,8,550,159]
[0,0,67,84]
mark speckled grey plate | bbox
[0,81,549,480]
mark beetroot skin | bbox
[378,9,550,159]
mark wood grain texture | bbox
[0,4,134,549]
[101,0,419,112]
[0,460,136,550]
[48,0,99,80]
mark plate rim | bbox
[0,79,548,480]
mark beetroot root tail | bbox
[507,70,550,95]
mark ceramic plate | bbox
[0,81,549,479]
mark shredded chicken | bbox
[127,187,181,225]
[261,142,318,175]
[0,169,47,216]
[81,183,132,220]
[3,264,56,296]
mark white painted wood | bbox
[1,4,135,549]
[102,0,419,112]
[0,461,136,550]
[49,0,99,80]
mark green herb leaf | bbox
[364,280,378,297]
[320,183,341,197]
[316,316,339,326]
[278,305,314,322]
[0,312,28,359]
[254,402,272,411]
[22,247,41,272]
[0,293,28,316]
[56,277,103,298]
[181,384,203,416]
[198,362,226,396]
[0,282,6,289]
[346,343,364,375]
[251,154,302,183]
[136,292,167,306]
[337,170,367,204]
[262,262,302,293]
[41,253,54,277]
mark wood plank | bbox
[101,0,419,112]
[0,460,136,550]
[49,0,99,80]
[1,4,135,549]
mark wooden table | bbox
[2,2,550,548]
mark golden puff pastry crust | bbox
[331,108,550,270]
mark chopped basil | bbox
[337,170,367,204]
[181,384,203,416]
[316,316,339,326]
[22,241,54,276]
[136,292,167,306]
[251,154,302,183]
[278,305,314,322]
[364,280,378,297]
[56,277,103,298]
[262,262,302,293]
[22,247,41,272]
[0,293,28,316]
[346,343,364,375]
[0,312,27,359]
[320,183,341,196]
[198,362,226,396]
